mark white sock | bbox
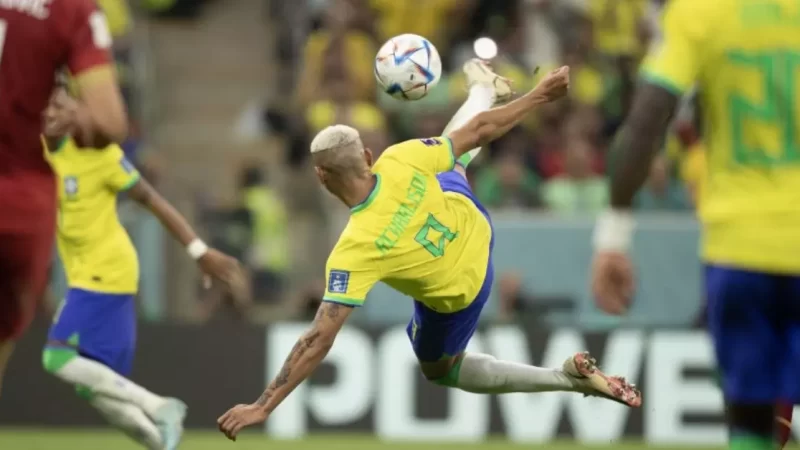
[91,396,163,450]
[456,352,579,394]
[443,85,495,167]
[55,356,166,418]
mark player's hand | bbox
[590,251,634,315]
[217,403,268,441]
[198,249,251,306]
[533,66,570,102]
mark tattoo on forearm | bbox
[253,302,350,406]
[609,84,679,208]
[254,329,321,406]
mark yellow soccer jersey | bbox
[641,0,800,274]
[46,138,141,294]
[322,137,493,313]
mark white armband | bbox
[593,210,636,252]
[187,238,209,260]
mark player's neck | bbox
[337,174,378,210]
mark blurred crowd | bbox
[265,0,704,219]
[95,0,710,321]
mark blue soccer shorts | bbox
[706,264,800,404]
[406,170,495,362]
[48,288,137,376]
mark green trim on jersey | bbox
[351,174,382,214]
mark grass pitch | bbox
[0,429,790,450]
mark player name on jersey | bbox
[374,171,427,255]
[0,0,51,19]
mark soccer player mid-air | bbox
[590,1,800,449]
[0,0,129,397]
[41,87,250,450]
[217,60,642,440]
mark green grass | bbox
[0,429,769,450]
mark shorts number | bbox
[727,50,800,166]
[414,213,457,257]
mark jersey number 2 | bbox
[414,214,457,257]
[727,50,800,166]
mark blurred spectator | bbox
[475,133,541,209]
[238,165,290,303]
[634,154,691,211]
[585,0,649,60]
[370,0,474,55]
[296,0,377,108]
[542,140,607,214]
[497,272,575,325]
[680,141,707,209]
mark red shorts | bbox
[0,229,55,341]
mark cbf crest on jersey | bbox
[328,270,350,294]
[64,176,79,198]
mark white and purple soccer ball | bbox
[374,34,442,101]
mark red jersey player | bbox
[0,0,127,396]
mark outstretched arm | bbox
[127,178,250,302]
[217,301,354,440]
[128,178,197,247]
[447,66,569,160]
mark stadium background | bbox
[0,0,778,449]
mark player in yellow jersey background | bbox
[217,61,641,440]
[41,87,249,450]
[590,1,800,450]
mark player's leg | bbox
[42,289,186,449]
[0,230,55,399]
[777,275,800,449]
[443,59,512,174]
[706,265,781,450]
[776,402,793,449]
[407,260,640,405]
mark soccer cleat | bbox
[462,58,513,105]
[153,398,187,450]
[562,351,642,407]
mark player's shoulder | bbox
[663,0,729,28]
[378,137,447,161]
[329,220,375,258]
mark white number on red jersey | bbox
[89,12,112,49]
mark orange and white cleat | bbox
[562,351,642,408]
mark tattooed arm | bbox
[254,301,354,413]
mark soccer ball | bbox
[374,34,442,101]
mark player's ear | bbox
[314,166,326,184]
[364,148,374,167]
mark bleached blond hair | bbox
[310,125,368,176]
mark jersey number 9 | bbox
[414,213,458,258]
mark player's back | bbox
[0,0,113,232]
[1,1,72,173]
[325,138,493,313]
[650,0,800,272]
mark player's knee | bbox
[421,358,463,387]
[42,345,77,374]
